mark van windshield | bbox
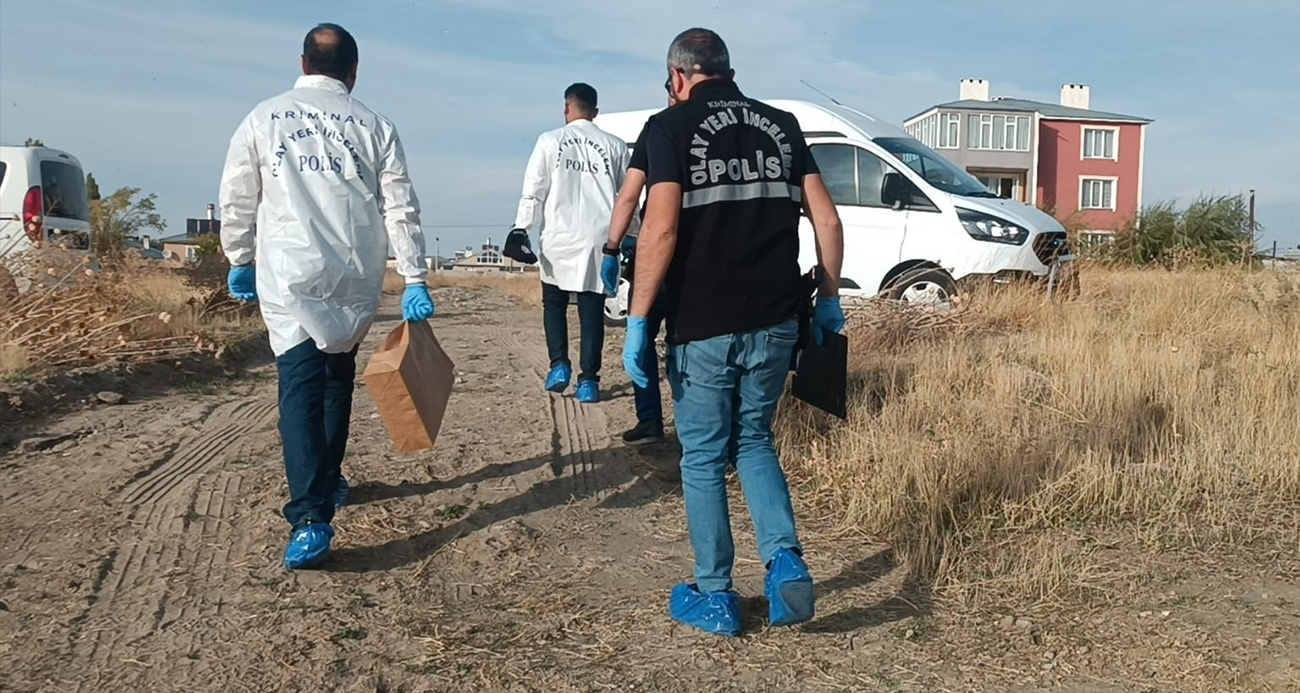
[873,137,997,198]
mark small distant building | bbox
[124,234,166,260]
[158,204,221,263]
[450,239,537,273]
[158,234,206,263]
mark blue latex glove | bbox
[600,255,620,296]
[812,296,845,346]
[227,265,257,302]
[401,283,435,322]
[622,316,651,388]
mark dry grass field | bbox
[778,266,1299,612]
[0,250,261,378]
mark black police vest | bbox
[648,81,814,344]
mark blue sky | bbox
[2,0,1297,252]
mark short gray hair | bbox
[667,28,730,76]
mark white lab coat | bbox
[219,75,427,356]
[513,120,629,294]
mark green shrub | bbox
[1101,194,1258,268]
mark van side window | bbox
[810,144,905,209]
[39,161,91,222]
[810,144,857,205]
[857,152,888,207]
[0,162,7,189]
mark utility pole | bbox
[1247,189,1256,266]
[435,236,440,273]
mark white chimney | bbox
[1061,83,1090,110]
[960,78,990,102]
[206,203,215,220]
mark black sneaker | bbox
[622,419,665,445]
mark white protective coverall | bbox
[513,119,629,294]
[219,75,427,357]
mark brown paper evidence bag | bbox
[363,321,456,454]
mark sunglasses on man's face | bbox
[664,75,673,95]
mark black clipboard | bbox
[791,331,848,419]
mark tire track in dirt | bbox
[75,496,181,673]
[495,328,610,501]
[120,399,275,507]
[156,471,244,679]
[68,396,277,687]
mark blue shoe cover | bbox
[545,363,572,393]
[669,583,741,637]
[283,522,334,570]
[575,380,600,403]
[333,474,349,509]
[765,548,815,626]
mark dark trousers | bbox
[542,281,605,382]
[276,339,358,529]
[632,288,668,423]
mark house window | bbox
[970,114,989,149]
[1080,178,1116,210]
[968,114,1031,151]
[185,246,199,262]
[1082,127,1118,159]
[909,112,961,149]
[938,113,960,149]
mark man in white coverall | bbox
[219,23,434,570]
[513,84,630,403]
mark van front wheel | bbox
[888,268,957,306]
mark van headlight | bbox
[958,209,1029,246]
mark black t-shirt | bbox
[627,122,655,225]
[629,124,649,173]
[642,80,818,344]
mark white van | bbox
[595,100,1073,309]
[0,144,92,259]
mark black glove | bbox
[503,228,538,265]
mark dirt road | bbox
[0,286,919,693]
[3,286,1295,693]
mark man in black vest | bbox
[624,28,845,636]
[601,84,680,445]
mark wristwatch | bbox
[601,243,620,257]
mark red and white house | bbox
[906,80,1152,237]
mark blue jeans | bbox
[542,282,605,382]
[667,318,801,593]
[276,339,357,529]
[632,289,668,424]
